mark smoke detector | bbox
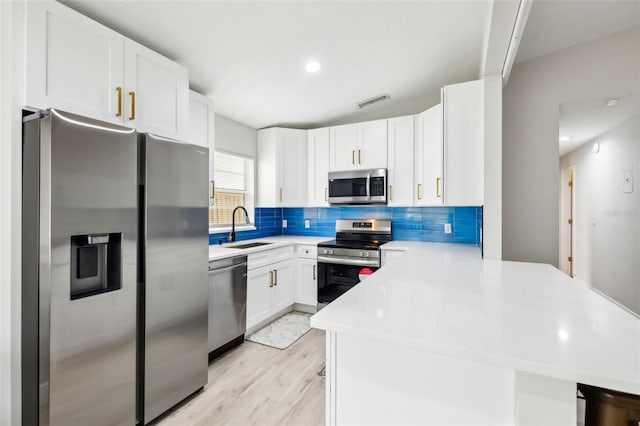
[357,94,390,109]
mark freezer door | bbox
[142,135,209,423]
[44,109,138,426]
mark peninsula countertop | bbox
[310,242,640,395]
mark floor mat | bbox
[246,311,313,349]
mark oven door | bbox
[317,258,379,303]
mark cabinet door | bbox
[25,0,125,124]
[189,91,215,204]
[443,81,484,206]
[307,128,330,206]
[387,116,414,206]
[415,104,443,206]
[124,39,189,140]
[271,260,294,313]
[357,119,388,169]
[246,266,272,330]
[295,259,317,306]
[278,129,307,206]
[329,124,358,171]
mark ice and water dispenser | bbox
[70,233,122,299]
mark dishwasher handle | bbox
[209,262,248,274]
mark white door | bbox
[124,39,189,140]
[307,128,330,206]
[295,259,317,306]
[279,129,307,206]
[387,116,415,206]
[443,81,484,206]
[246,266,272,330]
[271,260,294,313]
[358,119,388,169]
[329,124,358,171]
[25,0,125,124]
[416,104,444,206]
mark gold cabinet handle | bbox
[436,178,442,198]
[128,91,136,121]
[417,183,422,200]
[269,271,274,287]
[324,187,328,202]
[389,185,393,201]
[274,270,278,286]
[279,188,283,202]
[352,150,355,165]
[210,180,215,201]
[313,264,316,280]
[115,86,123,117]
[358,149,361,165]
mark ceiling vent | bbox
[357,94,390,109]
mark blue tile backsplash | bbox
[210,206,482,245]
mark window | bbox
[210,151,254,229]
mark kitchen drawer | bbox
[248,245,294,270]
[296,245,317,259]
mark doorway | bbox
[560,166,575,276]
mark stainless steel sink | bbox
[228,242,273,249]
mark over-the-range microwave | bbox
[328,168,387,205]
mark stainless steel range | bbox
[317,219,391,303]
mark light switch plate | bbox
[304,220,310,229]
[282,219,287,228]
[444,223,452,234]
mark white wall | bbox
[502,27,640,266]
[0,1,25,425]
[560,116,640,314]
[215,113,257,159]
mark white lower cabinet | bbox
[295,245,318,307]
[246,258,294,330]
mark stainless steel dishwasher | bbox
[208,255,248,359]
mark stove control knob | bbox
[321,249,327,255]
[328,249,334,255]
[359,251,363,257]
[363,252,370,258]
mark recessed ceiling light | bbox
[558,136,572,142]
[593,142,600,153]
[605,98,619,107]
[305,61,321,73]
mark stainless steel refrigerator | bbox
[22,109,209,425]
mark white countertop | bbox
[208,235,331,261]
[311,242,640,395]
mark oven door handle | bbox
[317,255,379,267]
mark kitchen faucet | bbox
[229,206,250,243]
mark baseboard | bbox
[293,303,317,314]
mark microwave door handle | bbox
[366,173,371,200]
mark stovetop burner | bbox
[318,219,392,251]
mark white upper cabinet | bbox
[189,90,215,202]
[25,0,189,140]
[307,128,330,207]
[329,119,387,171]
[442,80,484,206]
[257,128,307,207]
[357,119,388,169]
[123,39,189,140]
[414,104,443,206]
[387,116,415,206]
[25,0,124,124]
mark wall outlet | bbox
[444,223,452,234]
[304,219,310,229]
[282,219,287,228]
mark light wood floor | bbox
[152,328,326,426]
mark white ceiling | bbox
[559,94,640,156]
[61,1,491,129]
[515,0,640,64]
